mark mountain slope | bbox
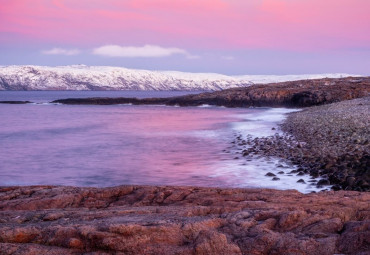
[0,65,357,91]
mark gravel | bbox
[239,97,370,191]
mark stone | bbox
[346,176,356,186]
[0,185,369,254]
[317,179,330,186]
[265,172,276,177]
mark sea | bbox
[0,91,321,193]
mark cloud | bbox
[92,44,199,59]
[42,48,80,56]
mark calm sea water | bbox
[0,91,318,192]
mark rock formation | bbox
[53,76,370,108]
[0,185,369,254]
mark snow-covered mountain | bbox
[0,65,358,91]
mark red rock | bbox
[0,185,369,254]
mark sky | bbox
[0,0,369,75]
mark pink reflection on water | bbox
[0,103,246,187]
[104,106,244,187]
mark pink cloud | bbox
[0,0,369,51]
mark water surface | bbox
[0,91,318,192]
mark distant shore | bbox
[52,76,370,107]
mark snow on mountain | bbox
[235,74,359,84]
[0,65,358,91]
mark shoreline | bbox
[227,107,326,193]
[235,97,369,192]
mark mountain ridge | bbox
[0,65,359,91]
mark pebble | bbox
[317,179,330,186]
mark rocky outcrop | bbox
[53,76,370,107]
[0,185,369,254]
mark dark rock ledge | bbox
[0,185,369,254]
[52,77,370,107]
[0,101,31,104]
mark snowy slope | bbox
[0,65,358,91]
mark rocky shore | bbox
[1,77,369,254]
[0,185,369,254]
[52,76,370,107]
[237,97,369,192]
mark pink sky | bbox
[1,0,369,49]
[0,0,369,74]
